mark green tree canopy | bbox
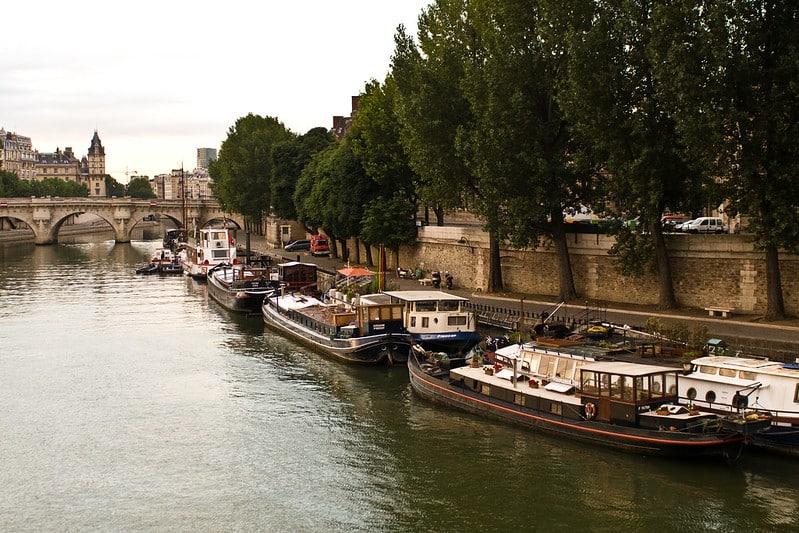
[210,114,294,229]
[125,177,155,199]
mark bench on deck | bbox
[418,278,433,286]
[705,306,733,318]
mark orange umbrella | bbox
[337,266,374,277]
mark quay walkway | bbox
[242,236,799,361]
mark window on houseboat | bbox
[422,317,429,328]
[440,300,459,311]
[555,358,574,379]
[740,370,757,380]
[635,377,649,400]
[410,317,417,327]
[417,301,437,312]
[794,384,799,404]
[581,371,598,394]
[686,387,697,400]
[448,315,467,326]
[719,368,737,378]
[539,356,556,378]
[699,365,717,375]
[650,374,667,398]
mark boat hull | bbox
[414,331,482,355]
[207,271,274,313]
[262,297,412,365]
[408,351,743,459]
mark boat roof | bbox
[580,361,678,376]
[381,290,469,302]
[692,355,799,376]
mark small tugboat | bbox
[178,227,237,279]
[135,247,182,275]
[207,263,279,314]
[261,289,413,365]
[408,342,765,459]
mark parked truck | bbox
[310,234,331,256]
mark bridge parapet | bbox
[0,197,240,244]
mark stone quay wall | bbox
[377,225,798,317]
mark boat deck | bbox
[450,365,583,406]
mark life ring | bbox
[584,402,596,420]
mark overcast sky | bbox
[2,1,430,181]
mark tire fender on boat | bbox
[584,402,596,420]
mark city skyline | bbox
[1,1,429,182]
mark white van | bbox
[683,217,727,234]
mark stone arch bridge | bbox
[0,197,243,245]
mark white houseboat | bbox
[178,227,237,279]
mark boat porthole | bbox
[686,387,697,400]
[705,390,716,403]
[391,344,398,350]
[381,346,388,351]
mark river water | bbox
[1,231,798,532]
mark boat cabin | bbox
[380,290,475,334]
[579,361,687,427]
[278,261,317,291]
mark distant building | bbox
[331,96,360,140]
[196,148,217,170]
[152,168,213,201]
[0,129,36,180]
[34,131,107,197]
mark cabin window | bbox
[417,301,437,312]
[635,377,650,400]
[550,403,562,415]
[555,358,573,379]
[686,387,697,400]
[448,316,468,326]
[440,301,459,311]
[699,365,717,375]
[650,375,667,398]
[422,317,429,328]
[794,384,799,404]
[410,317,416,327]
[539,356,555,378]
[705,390,717,403]
[740,371,757,380]
[581,371,598,394]
[719,368,737,378]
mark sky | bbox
[2,1,431,182]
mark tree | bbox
[558,0,709,309]
[392,12,472,226]
[210,114,294,232]
[106,176,126,197]
[349,77,420,263]
[0,170,30,196]
[393,3,514,291]
[126,177,155,199]
[271,127,335,222]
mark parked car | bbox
[661,214,691,232]
[284,239,310,251]
[675,219,694,232]
[683,217,727,234]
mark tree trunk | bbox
[549,211,577,301]
[487,230,503,292]
[764,245,786,321]
[364,242,374,268]
[651,222,677,310]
